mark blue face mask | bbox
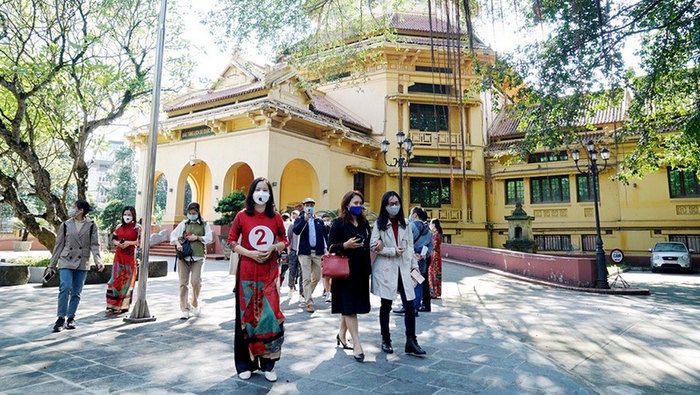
[305,206,314,215]
[349,206,363,216]
[187,214,198,221]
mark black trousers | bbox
[380,271,416,343]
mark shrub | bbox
[214,189,246,225]
[14,256,51,266]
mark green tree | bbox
[154,176,168,214]
[213,189,246,226]
[210,0,700,179]
[0,0,191,250]
[101,146,137,207]
[478,0,700,179]
[97,200,126,235]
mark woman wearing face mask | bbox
[170,202,213,320]
[369,191,426,356]
[105,206,141,315]
[327,191,371,362]
[47,200,104,333]
[228,177,288,382]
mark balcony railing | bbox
[424,207,471,222]
[408,131,462,147]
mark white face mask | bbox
[386,205,400,216]
[68,208,77,218]
[253,190,270,205]
[123,216,133,223]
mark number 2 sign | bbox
[248,225,275,250]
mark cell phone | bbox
[42,269,55,283]
[356,236,365,243]
[120,239,125,244]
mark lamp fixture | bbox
[382,130,413,199]
[572,140,611,289]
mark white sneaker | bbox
[325,292,332,303]
[264,370,277,382]
[191,306,201,317]
[180,311,189,320]
[239,371,252,380]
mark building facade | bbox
[131,12,700,263]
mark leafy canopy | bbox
[209,0,700,180]
[0,0,191,250]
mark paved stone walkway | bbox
[0,258,596,394]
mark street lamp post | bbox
[572,140,611,289]
[381,131,414,199]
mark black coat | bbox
[292,216,326,255]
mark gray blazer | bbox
[370,220,419,301]
[49,218,103,271]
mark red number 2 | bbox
[255,228,266,246]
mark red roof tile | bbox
[164,81,265,112]
[390,13,488,48]
[489,100,628,138]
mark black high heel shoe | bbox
[336,334,353,350]
[353,353,365,362]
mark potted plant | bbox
[11,218,33,252]
[14,256,52,283]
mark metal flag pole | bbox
[125,0,168,323]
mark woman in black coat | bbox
[327,191,371,362]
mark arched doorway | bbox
[279,159,319,211]
[223,162,254,196]
[175,160,213,219]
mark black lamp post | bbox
[572,140,611,289]
[381,131,414,199]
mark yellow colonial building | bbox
[486,95,700,265]
[130,12,700,264]
[131,13,494,253]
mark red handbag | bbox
[321,254,350,279]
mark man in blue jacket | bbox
[293,197,326,313]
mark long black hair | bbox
[245,177,276,218]
[121,206,137,226]
[376,191,406,231]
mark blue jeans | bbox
[57,269,88,318]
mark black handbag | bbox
[176,238,194,261]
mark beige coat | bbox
[370,219,419,301]
[49,218,103,271]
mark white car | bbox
[648,242,694,272]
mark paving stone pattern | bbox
[0,259,596,394]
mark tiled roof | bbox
[164,81,266,112]
[489,100,628,138]
[309,92,372,132]
[159,97,375,139]
[390,13,489,49]
[486,131,607,152]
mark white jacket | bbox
[370,220,419,300]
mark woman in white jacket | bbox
[369,191,426,356]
